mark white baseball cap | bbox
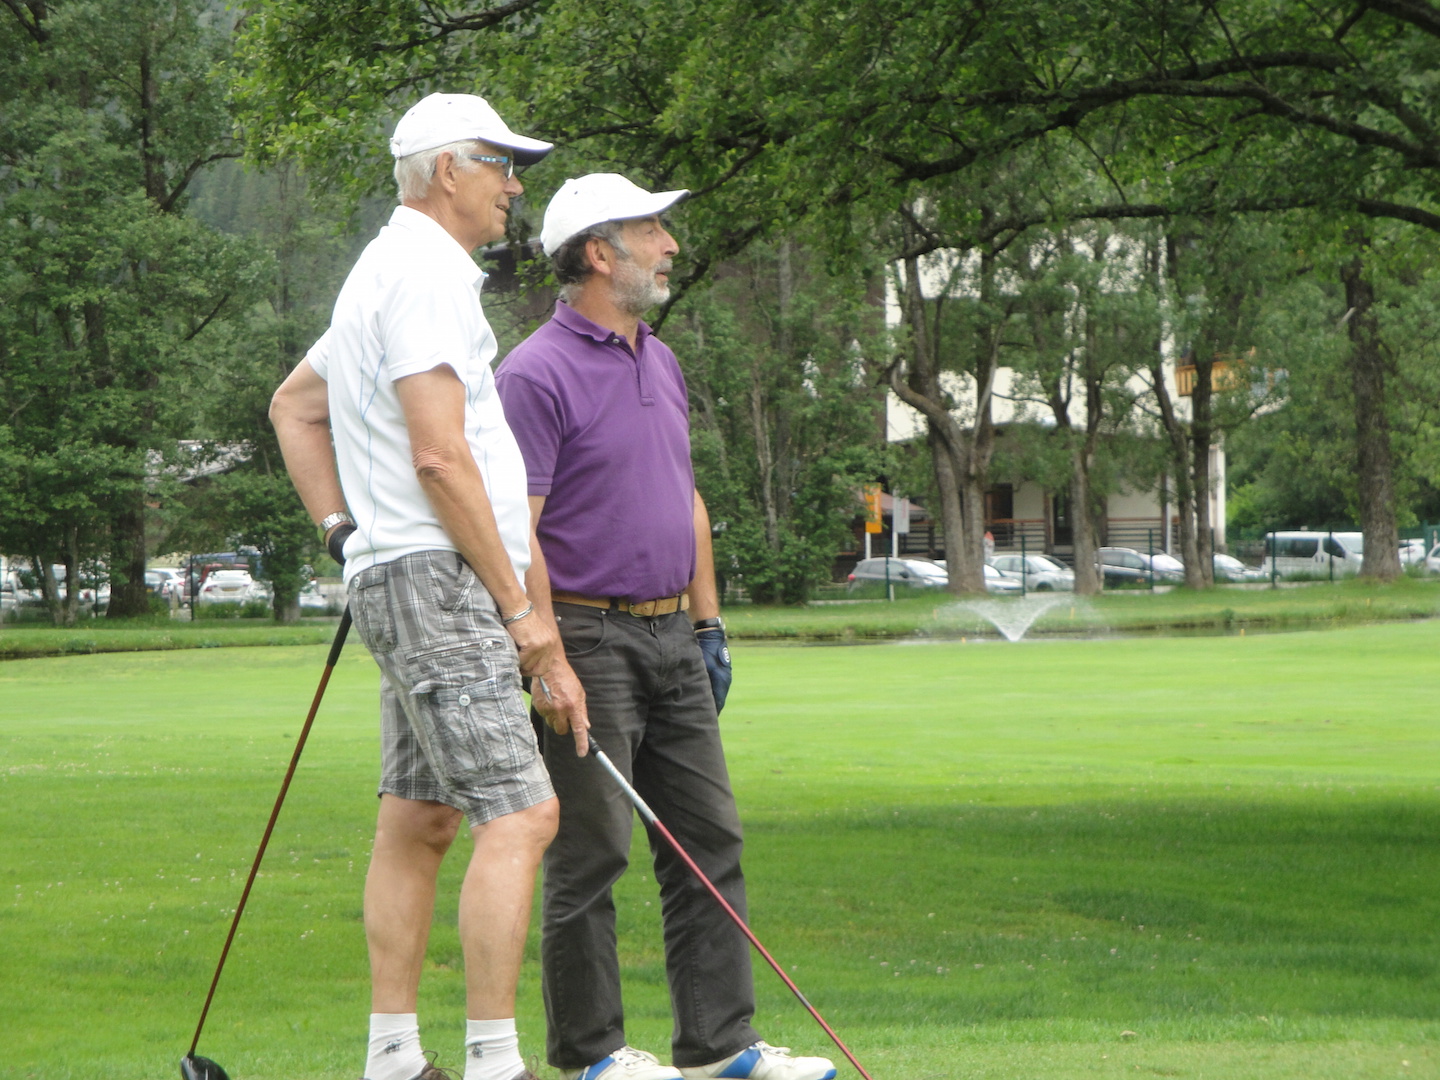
[540,173,689,255]
[389,92,553,164]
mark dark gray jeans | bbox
[539,603,759,1069]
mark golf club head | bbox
[181,1054,232,1080]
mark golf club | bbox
[584,733,875,1080]
[181,606,353,1080]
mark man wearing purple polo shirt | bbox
[495,174,835,1080]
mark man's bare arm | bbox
[269,358,349,538]
[685,490,721,621]
[523,494,589,756]
[395,365,559,674]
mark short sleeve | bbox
[379,270,480,380]
[306,328,333,380]
[495,370,563,496]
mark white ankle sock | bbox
[464,1017,523,1080]
[366,1012,427,1080]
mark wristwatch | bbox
[692,617,725,632]
[318,511,353,533]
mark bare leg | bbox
[366,794,464,1012]
[461,796,559,1018]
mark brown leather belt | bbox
[551,591,689,617]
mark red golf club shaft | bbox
[188,608,352,1057]
[589,743,874,1080]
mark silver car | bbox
[1213,552,1267,582]
[198,569,262,605]
[989,553,1075,591]
[931,560,1025,595]
[847,557,949,592]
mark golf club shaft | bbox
[588,741,874,1080]
[187,606,352,1057]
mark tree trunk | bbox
[1069,449,1101,594]
[958,250,999,591]
[889,250,987,595]
[1157,237,1205,588]
[107,495,150,618]
[1190,355,1216,586]
[929,426,966,581]
[1340,238,1401,580]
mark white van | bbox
[1264,531,1364,577]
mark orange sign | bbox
[863,483,883,534]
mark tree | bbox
[0,0,268,617]
[673,239,886,603]
[232,0,1440,581]
[175,162,383,620]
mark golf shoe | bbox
[678,1042,836,1080]
[562,1046,683,1080]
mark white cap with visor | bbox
[390,92,553,164]
[541,173,689,255]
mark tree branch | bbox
[1,0,48,43]
[1364,0,1440,39]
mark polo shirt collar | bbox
[389,205,486,289]
[552,299,654,347]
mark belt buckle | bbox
[627,598,659,617]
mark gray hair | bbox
[553,220,630,302]
[393,139,485,202]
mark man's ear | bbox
[432,151,462,194]
[585,235,617,278]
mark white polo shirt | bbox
[307,205,531,586]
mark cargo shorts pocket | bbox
[407,641,535,786]
[427,552,478,613]
[350,565,396,653]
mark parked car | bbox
[298,579,331,612]
[1425,543,1440,575]
[1399,538,1426,566]
[1097,546,1185,586]
[847,557,948,592]
[1212,552,1267,583]
[989,553,1075,591]
[197,569,263,605]
[1263,530,1364,577]
[145,567,187,601]
[931,561,1025,595]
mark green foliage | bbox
[193,596,276,619]
[1226,219,1440,531]
[671,241,886,602]
[0,0,272,617]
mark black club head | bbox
[181,1055,232,1080]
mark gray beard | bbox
[613,259,670,315]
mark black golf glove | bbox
[695,625,732,714]
[327,521,357,567]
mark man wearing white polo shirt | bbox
[271,93,588,1080]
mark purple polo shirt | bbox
[495,301,696,600]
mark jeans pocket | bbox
[560,611,609,659]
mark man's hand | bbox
[531,658,590,757]
[695,626,732,714]
[506,610,560,680]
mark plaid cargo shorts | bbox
[348,550,553,826]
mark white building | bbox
[881,242,1228,561]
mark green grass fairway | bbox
[2,624,1438,1079]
